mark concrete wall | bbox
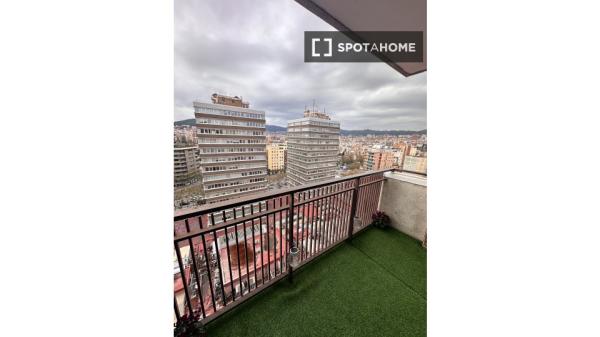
[379,172,426,241]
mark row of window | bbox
[203,163,266,172]
[205,177,267,190]
[202,170,266,182]
[205,183,267,199]
[197,118,265,128]
[199,155,266,163]
[287,133,339,139]
[287,156,337,164]
[199,147,265,154]
[195,107,264,120]
[288,121,340,128]
[198,138,265,144]
[197,128,264,136]
[287,139,339,145]
[287,150,338,158]
[287,144,339,151]
[287,127,340,134]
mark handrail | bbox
[174,168,401,220]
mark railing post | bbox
[347,178,361,241]
[287,191,295,283]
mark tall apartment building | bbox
[366,149,395,171]
[174,146,201,187]
[287,109,340,186]
[267,142,287,172]
[194,94,268,203]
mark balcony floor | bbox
[206,227,427,337]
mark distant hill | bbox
[174,119,195,126]
[266,125,286,132]
[175,119,425,136]
[341,129,426,136]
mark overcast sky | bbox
[175,0,426,130]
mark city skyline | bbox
[175,0,426,131]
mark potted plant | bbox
[174,312,207,337]
[371,211,390,229]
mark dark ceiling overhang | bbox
[295,0,427,76]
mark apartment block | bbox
[194,94,268,203]
[267,142,287,172]
[366,149,396,171]
[402,155,427,174]
[286,109,340,186]
[174,146,201,187]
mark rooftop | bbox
[205,226,426,337]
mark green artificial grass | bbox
[351,227,427,299]
[206,227,427,337]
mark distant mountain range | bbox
[175,119,426,136]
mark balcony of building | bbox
[174,169,427,336]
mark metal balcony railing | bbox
[173,169,398,324]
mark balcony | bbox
[174,169,427,336]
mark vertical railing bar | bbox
[287,191,295,280]
[324,186,332,248]
[234,223,243,297]
[301,192,307,261]
[298,192,303,261]
[216,211,232,306]
[307,191,313,259]
[250,205,258,290]
[279,197,284,274]
[357,177,364,226]
[321,186,329,250]
[185,218,190,233]
[330,185,338,244]
[372,179,380,222]
[377,177,384,211]
[370,177,376,221]
[338,185,347,242]
[198,215,217,314]
[310,190,318,256]
[274,197,279,276]
[325,187,334,248]
[336,183,344,242]
[362,182,369,228]
[347,178,361,240]
[266,210,271,281]
[367,177,374,225]
[335,184,344,242]
[241,208,251,294]
[306,190,312,258]
[306,191,311,258]
[258,202,265,285]
[210,214,227,310]
[318,188,324,253]
[174,241,194,315]
[224,225,235,303]
[272,205,277,276]
[342,184,349,239]
[315,188,322,254]
[186,220,206,318]
[323,186,331,249]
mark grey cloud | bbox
[175,0,426,130]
